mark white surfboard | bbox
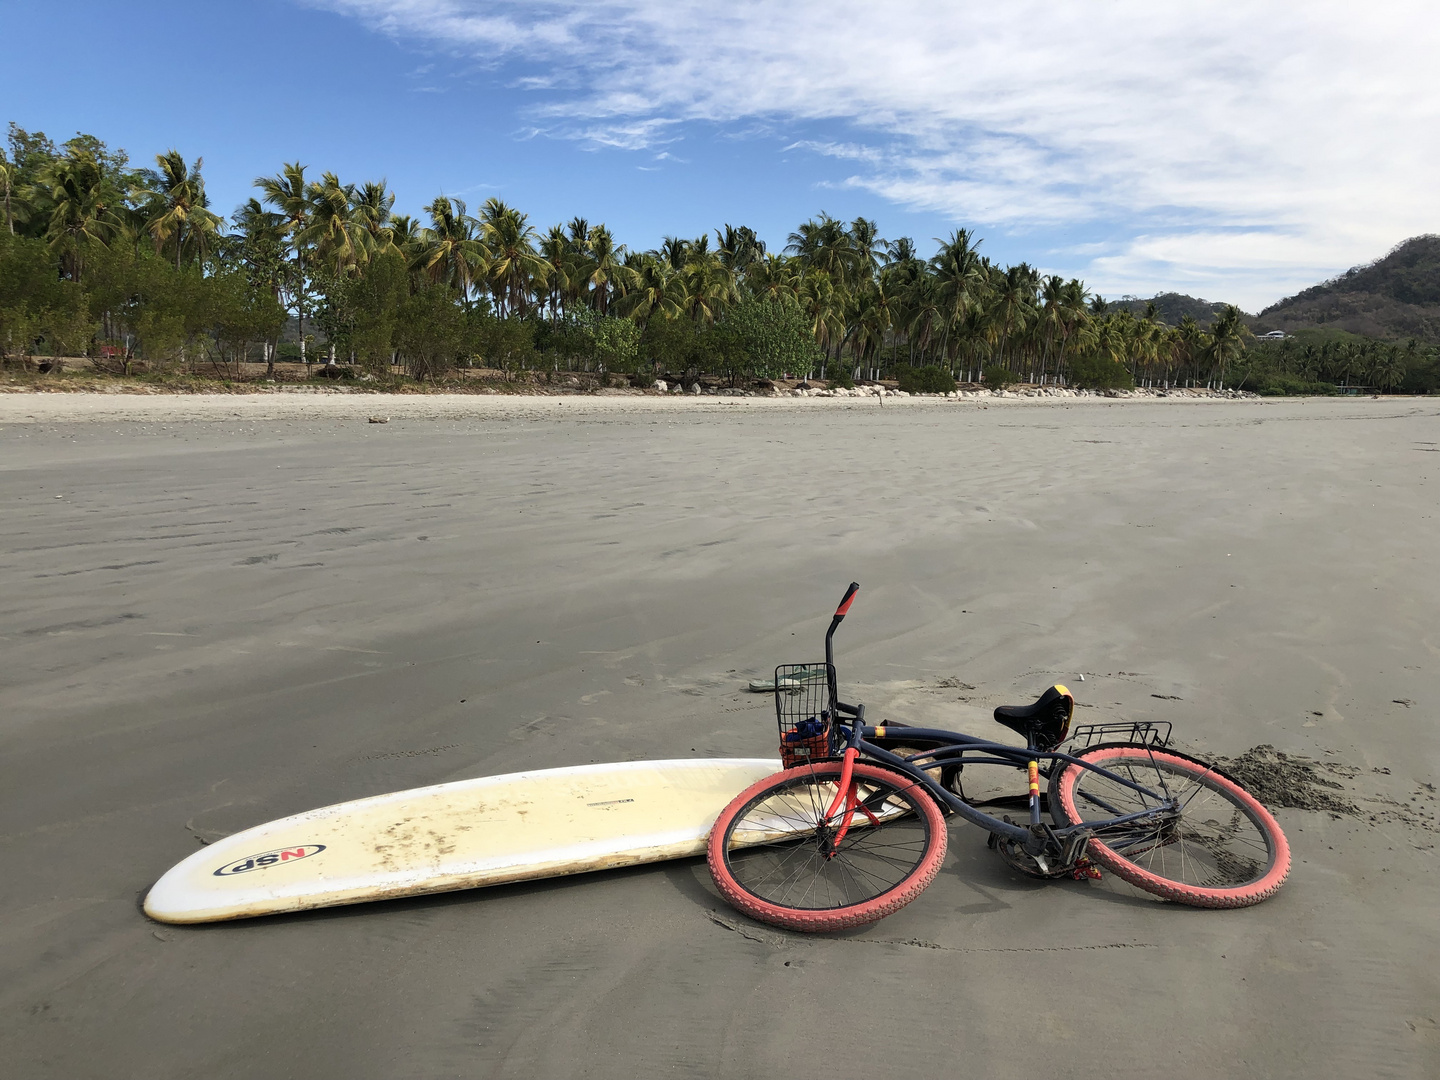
[145,758,780,924]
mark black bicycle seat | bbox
[993,685,1075,751]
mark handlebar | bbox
[825,581,859,671]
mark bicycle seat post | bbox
[1027,759,1042,826]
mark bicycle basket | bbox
[774,663,837,767]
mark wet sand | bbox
[1,394,1437,1079]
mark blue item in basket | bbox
[786,712,831,741]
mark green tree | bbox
[897,365,957,394]
[140,151,223,270]
[591,315,640,374]
[711,296,821,385]
[471,313,536,373]
[582,224,630,316]
[418,196,486,306]
[395,283,466,379]
[255,162,313,361]
[206,267,287,376]
[303,171,365,279]
[1068,351,1134,391]
[348,250,410,375]
[1204,305,1250,389]
[0,230,90,367]
[930,229,984,365]
[0,150,15,235]
[36,141,132,285]
[481,198,550,317]
[639,314,704,377]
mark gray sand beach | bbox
[1,393,1437,1078]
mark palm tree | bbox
[930,229,984,366]
[1173,314,1205,386]
[1131,310,1163,386]
[538,224,572,318]
[1204,305,1250,389]
[385,214,424,267]
[141,151,223,270]
[955,300,996,381]
[480,198,550,317]
[992,264,1038,372]
[0,150,16,234]
[717,224,765,276]
[658,235,688,271]
[745,253,801,303]
[615,254,680,326]
[418,196,486,306]
[883,236,919,271]
[302,171,365,277]
[677,246,732,324]
[848,217,884,286]
[38,145,129,285]
[582,224,630,315]
[352,180,397,258]
[903,273,941,366]
[787,213,857,288]
[849,282,893,379]
[1368,344,1405,392]
[230,197,289,375]
[255,162,313,360]
[566,217,591,256]
[1057,280,1090,379]
[231,198,288,299]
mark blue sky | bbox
[4,0,1436,311]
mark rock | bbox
[653,380,667,392]
[367,416,388,424]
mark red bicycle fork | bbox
[821,747,881,855]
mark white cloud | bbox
[311,0,1440,307]
[783,141,884,165]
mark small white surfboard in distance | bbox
[145,758,780,924]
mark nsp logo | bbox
[213,844,326,876]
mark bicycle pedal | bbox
[1070,858,1102,881]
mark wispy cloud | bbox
[308,0,1440,306]
[784,140,883,165]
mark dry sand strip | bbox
[1,396,1437,1079]
[0,388,1261,425]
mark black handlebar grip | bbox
[833,582,861,619]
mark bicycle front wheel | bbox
[707,761,947,932]
[1051,744,1291,908]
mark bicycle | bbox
[707,583,1291,932]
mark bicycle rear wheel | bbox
[707,761,947,932]
[1050,744,1290,908]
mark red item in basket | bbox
[780,729,831,768]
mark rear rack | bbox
[1067,721,1171,750]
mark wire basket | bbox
[774,663,836,767]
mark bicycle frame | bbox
[808,584,1179,859]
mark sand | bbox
[1,392,1437,1078]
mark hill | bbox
[1103,293,1245,327]
[1251,235,1440,342]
